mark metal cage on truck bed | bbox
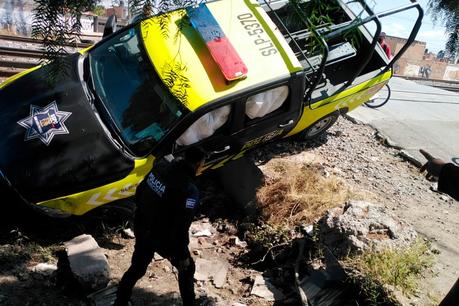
[259,0,423,108]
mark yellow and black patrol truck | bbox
[0,0,423,216]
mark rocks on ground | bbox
[64,234,110,291]
[318,200,418,257]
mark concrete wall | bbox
[386,35,459,81]
[444,65,459,81]
[386,36,426,61]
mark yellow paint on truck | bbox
[0,66,41,90]
[287,70,392,137]
[141,0,302,111]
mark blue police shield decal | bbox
[17,101,72,146]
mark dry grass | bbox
[256,159,366,225]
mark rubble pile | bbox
[318,200,418,257]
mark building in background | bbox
[0,0,128,41]
[386,35,459,81]
[105,1,128,19]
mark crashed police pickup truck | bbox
[0,0,422,216]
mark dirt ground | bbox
[0,116,458,306]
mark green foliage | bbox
[288,0,363,55]
[92,5,106,16]
[345,239,435,305]
[0,243,58,270]
[245,223,292,250]
[428,0,459,56]
[32,0,199,84]
[130,0,196,17]
[32,0,94,84]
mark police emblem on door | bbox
[17,101,72,146]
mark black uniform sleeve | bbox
[173,182,199,254]
[438,163,459,201]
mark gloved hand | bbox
[419,149,446,181]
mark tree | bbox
[428,0,459,57]
[32,0,195,82]
[92,5,106,16]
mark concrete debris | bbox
[318,201,417,257]
[216,222,238,235]
[195,258,229,288]
[232,303,247,306]
[250,275,285,301]
[121,228,135,239]
[31,263,57,276]
[298,247,347,306]
[228,236,247,248]
[64,234,110,291]
[304,225,314,235]
[86,284,118,306]
[192,229,213,237]
[190,223,215,237]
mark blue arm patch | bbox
[186,198,197,209]
[185,183,199,209]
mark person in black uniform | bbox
[420,149,458,306]
[114,147,206,306]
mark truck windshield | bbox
[89,25,188,156]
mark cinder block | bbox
[65,234,110,291]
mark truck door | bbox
[228,71,305,157]
[167,71,305,173]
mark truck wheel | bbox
[298,111,339,140]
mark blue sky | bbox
[371,0,448,53]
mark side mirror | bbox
[103,15,117,38]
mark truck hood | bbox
[0,54,133,203]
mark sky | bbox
[369,0,448,53]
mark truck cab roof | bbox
[141,0,302,111]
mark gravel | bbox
[252,116,459,304]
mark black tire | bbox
[298,111,339,140]
[364,83,391,108]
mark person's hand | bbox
[419,149,446,181]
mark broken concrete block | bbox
[318,201,417,257]
[31,263,57,276]
[65,234,110,291]
[228,236,247,248]
[121,228,135,239]
[250,275,285,301]
[192,229,213,237]
[190,222,215,237]
[195,258,229,288]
